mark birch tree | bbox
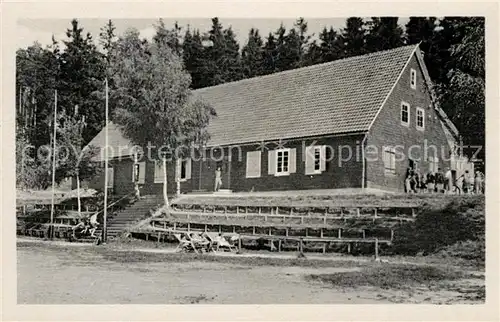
[109,28,215,207]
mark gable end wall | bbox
[366,53,451,191]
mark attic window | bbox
[401,102,410,126]
[410,69,417,90]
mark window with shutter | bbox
[276,148,290,176]
[246,151,261,178]
[176,158,191,181]
[305,145,326,175]
[132,161,147,184]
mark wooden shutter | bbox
[305,146,315,175]
[186,159,192,180]
[154,161,163,183]
[246,151,261,178]
[138,162,146,184]
[289,148,296,173]
[320,145,327,172]
[268,150,276,175]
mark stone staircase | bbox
[97,195,164,239]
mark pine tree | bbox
[319,26,345,63]
[222,27,243,82]
[303,40,322,66]
[262,32,278,74]
[59,19,106,144]
[201,18,243,86]
[241,28,265,78]
[342,17,367,58]
[294,18,312,67]
[365,17,404,53]
[99,19,117,56]
[153,19,182,55]
[182,27,205,89]
[274,24,288,72]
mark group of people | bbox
[404,167,484,195]
[71,213,100,238]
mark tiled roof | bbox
[88,44,418,156]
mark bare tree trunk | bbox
[163,158,169,208]
[77,173,81,217]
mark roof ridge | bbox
[193,44,418,93]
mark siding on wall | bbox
[88,135,365,195]
[366,54,452,191]
[190,135,365,193]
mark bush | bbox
[390,195,484,258]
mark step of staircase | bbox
[98,195,164,238]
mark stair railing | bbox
[95,191,137,222]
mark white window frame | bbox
[275,148,290,176]
[416,107,425,131]
[401,101,410,127]
[313,146,322,174]
[383,147,396,174]
[410,68,417,90]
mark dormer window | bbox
[410,69,417,90]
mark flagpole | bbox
[103,77,109,243]
[50,89,58,239]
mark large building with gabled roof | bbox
[85,44,468,195]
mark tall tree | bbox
[262,32,278,74]
[222,27,244,82]
[153,19,182,55]
[303,39,322,66]
[437,18,485,162]
[59,19,106,144]
[342,17,367,58]
[405,17,436,48]
[319,26,345,63]
[274,24,288,72]
[365,17,404,53]
[99,19,117,55]
[109,29,216,206]
[201,18,243,87]
[241,28,265,78]
[16,42,59,150]
[182,27,205,89]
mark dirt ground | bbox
[17,239,484,304]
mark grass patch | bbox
[306,264,471,290]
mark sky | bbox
[17,17,410,50]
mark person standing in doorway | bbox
[214,166,222,192]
